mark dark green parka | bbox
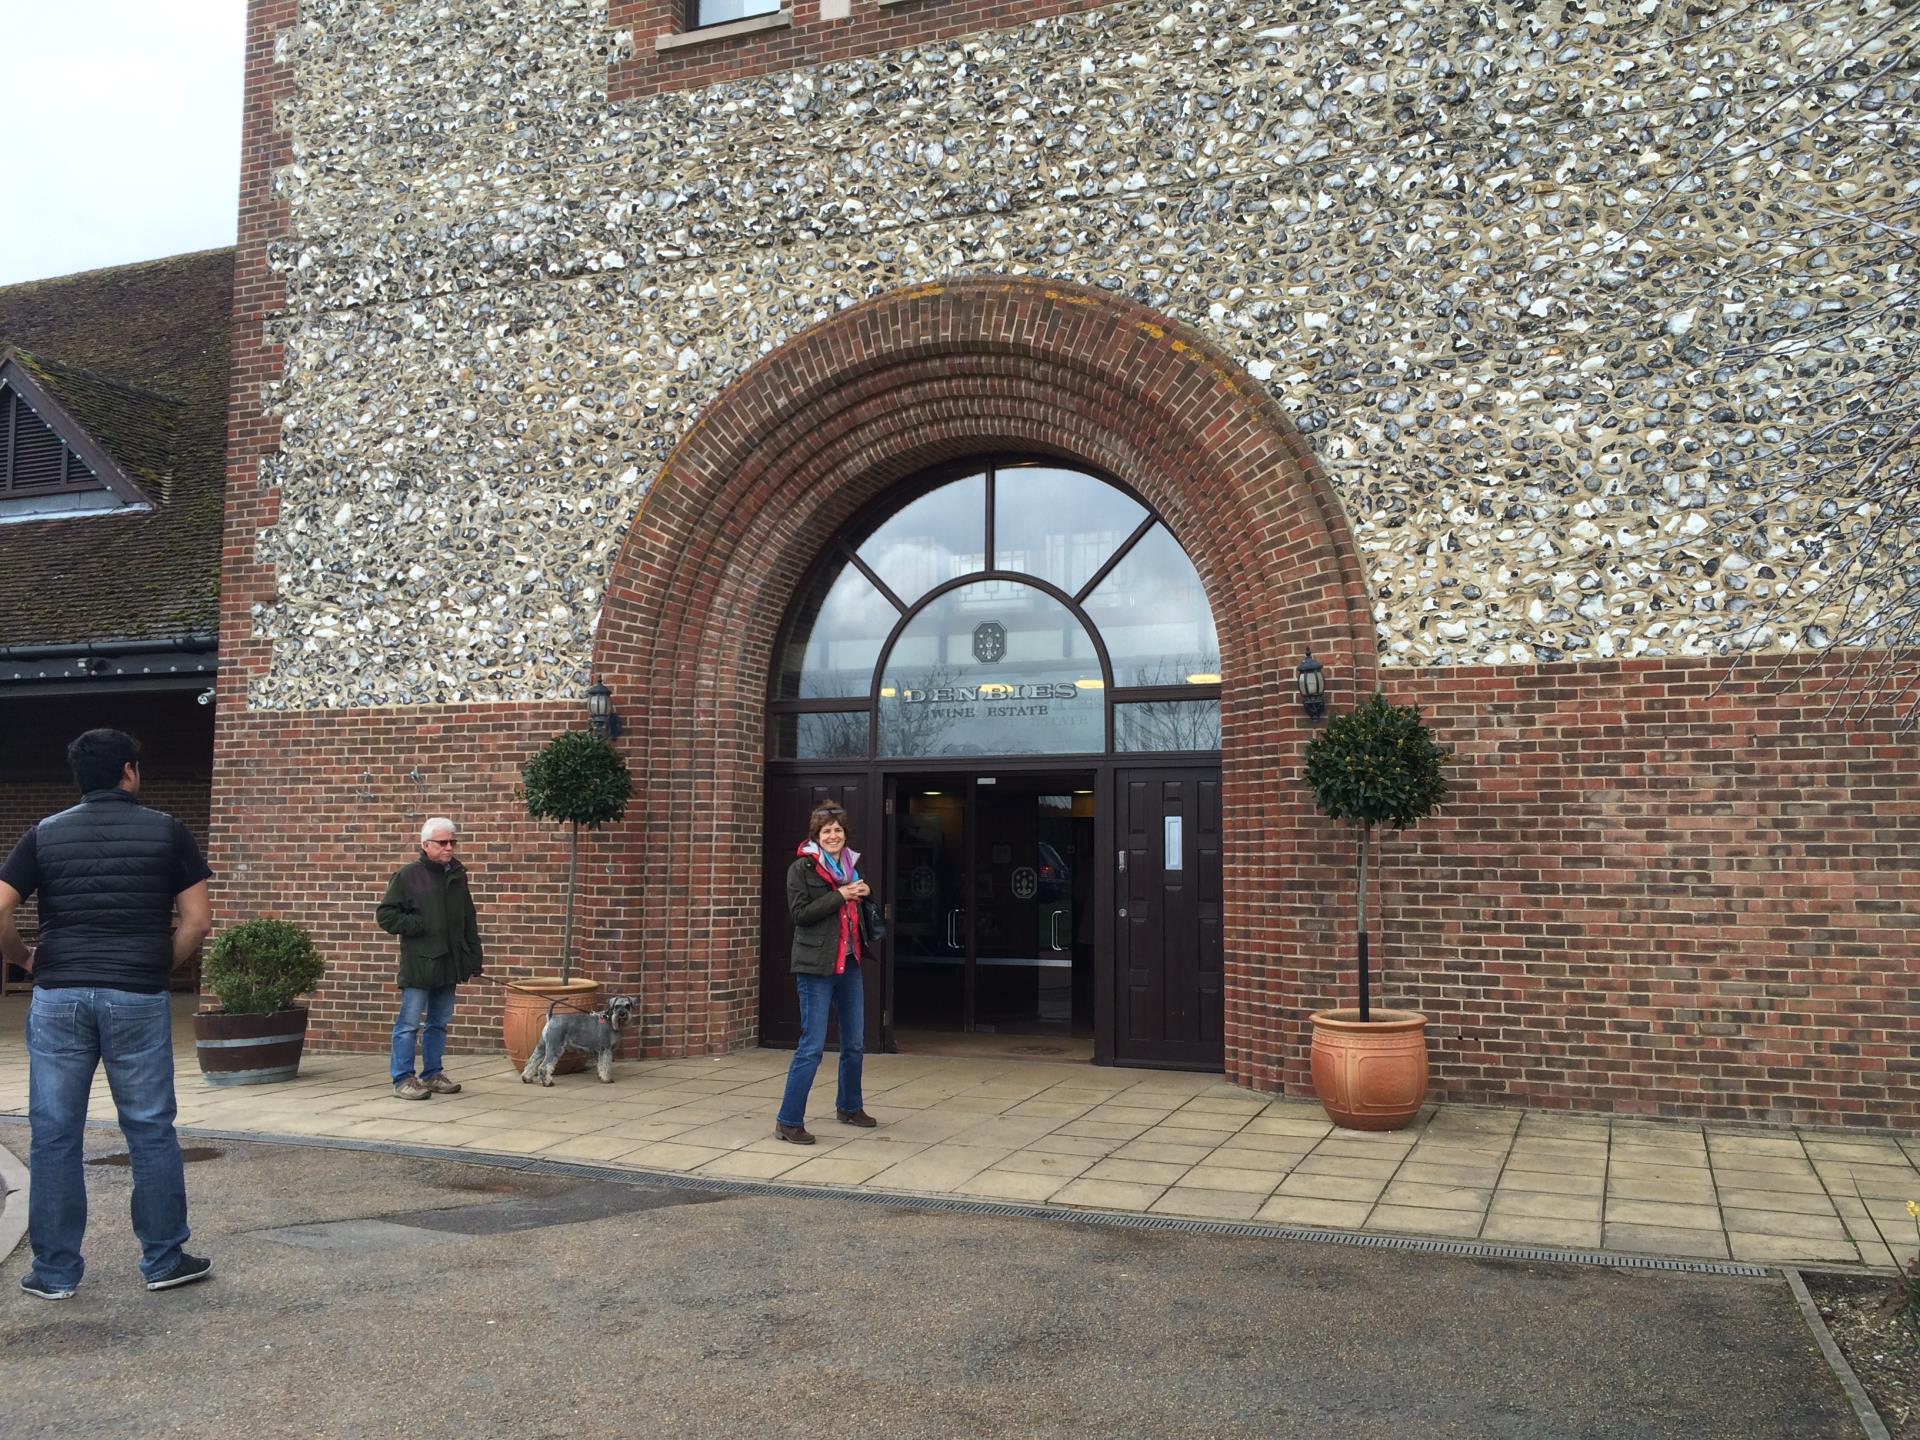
[377,856,485,989]
[787,853,878,977]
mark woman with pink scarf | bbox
[774,801,880,1143]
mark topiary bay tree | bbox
[1302,692,1451,1022]
[522,728,633,984]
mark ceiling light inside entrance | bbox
[1186,672,1221,684]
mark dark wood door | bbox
[759,773,874,1047]
[1112,767,1223,1069]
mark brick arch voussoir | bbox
[602,279,1370,691]
[628,405,1288,763]
[608,377,1365,714]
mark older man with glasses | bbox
[376,817,486,1100]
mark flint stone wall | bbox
[254,0,1919,709]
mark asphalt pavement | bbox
[0,1119,1861,1440]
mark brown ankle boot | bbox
[774,1122,816,1145]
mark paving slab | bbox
[1368,1205,1485,1238]
[1479,1213,1605,1249]
[1489,1190,1603,1223]
[1497,1169,1605,1197]
[1148,1186,1265,1220]
[0,998,1908,1279]
[1604,1199,1725,1231]
[1277,1172,1388,1203]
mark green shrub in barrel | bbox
[194,918,327,1086]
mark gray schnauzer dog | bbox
[520,994,637,1086]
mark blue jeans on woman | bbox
[26,987,191,1289]
[389,984,456,1083]
[776,966,864,1128]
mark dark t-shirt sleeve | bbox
[0,827,37,900]
[171,820,213,893]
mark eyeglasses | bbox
[425,837,458,847]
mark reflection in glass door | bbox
[973,785,1074,1033]
[890,775,1093,1039]
[892,787,967,1030]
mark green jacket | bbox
[787,854,876,977]
[377,856,485,990]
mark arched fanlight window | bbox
[771,462,1220,760]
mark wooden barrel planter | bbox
[502,978,601,1074]
[194,1008,310,1086]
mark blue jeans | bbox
[26,987,190,1288]
[776,967,865,1128]
[389,985,456,1083]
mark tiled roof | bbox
[8,349,183,503]
[0,248,233,649]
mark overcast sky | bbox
[1,0,246,287]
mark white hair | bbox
[420,816,457,843]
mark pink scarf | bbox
[797,840,862,974]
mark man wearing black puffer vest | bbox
[0,728,215,1301]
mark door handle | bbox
[947,909,960,950]
[1117,849,1127,874]
[1050,911,1063,951]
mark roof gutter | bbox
[0,634,218,687]
[0,634,218,662]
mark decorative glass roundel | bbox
[878,582,1104,756]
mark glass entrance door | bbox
[892,784,968,1030]
[890,773,1094,1040]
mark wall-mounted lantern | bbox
[1297,649,1326,721]
[586,677,623,740]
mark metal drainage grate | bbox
[177,1125,1777,1280]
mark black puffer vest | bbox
[33,789,182,990]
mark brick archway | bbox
[596,277,1372,1091]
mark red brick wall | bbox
[207,703,672,1057]
[612,0,1118,101]
[1375,659,1920,1128]
[219,0,295,738]
[200,656,1920,1127]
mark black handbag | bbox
[860,896,887,944]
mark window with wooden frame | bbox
[687,0,781,28]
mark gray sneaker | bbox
[421,1073,462,1095]
[393,1076,432,1100]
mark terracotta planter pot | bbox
[194,1007,310,1086]
[502,978,601,1074]
[1309,1008,1428,1131]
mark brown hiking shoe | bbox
[393,1076,433,1100]
[422,1073,462,1095]
[774,1123,816,1145]
[835,1109,878,1128]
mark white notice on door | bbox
[1164,816,1183,870]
